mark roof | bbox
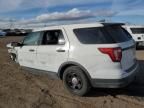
[33,22,125,32]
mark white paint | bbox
[16,22,138,81]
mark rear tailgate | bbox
[120,40,136,71]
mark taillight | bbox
[98,47,122,62]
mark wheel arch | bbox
[58,61,92,82]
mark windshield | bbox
[131,28,144,34]
[74,26,132,44]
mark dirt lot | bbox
[0,36,144,108]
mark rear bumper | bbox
[91,62,139,88]
[136,42,144,47]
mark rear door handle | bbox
[56,49,65,52]
[29,49,35,52]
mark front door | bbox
[17,31,41,68]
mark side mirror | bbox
[58,38,65,45]
[17,42,24,47]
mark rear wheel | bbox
[63,66,90,96]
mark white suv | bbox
[123,25,144,48]
[14,23,139,96]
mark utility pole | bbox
[9,19,14,29]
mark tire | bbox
[63,66,90,96]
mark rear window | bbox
[74,26,132,44]
[131,28,144,34]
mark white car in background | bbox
[123,25,144,48]
[10,23,139,96]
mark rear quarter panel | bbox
[64,27,124,79]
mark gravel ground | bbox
[0,36,144,108]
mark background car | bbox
[0,30,6,37]
[123,25,144,48]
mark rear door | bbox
[17,32,41,68]
[36,28,69,72]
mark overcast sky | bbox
[0,0,144,29]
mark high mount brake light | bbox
[98,47,122,62]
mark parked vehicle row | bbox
[6,23,139,96]
[0,30,6,37]
[0,29,32,37]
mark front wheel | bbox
[63,66,90,96]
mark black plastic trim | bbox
[21,66,59,79]
[91,63,139,88]
[21,60,139,89]
[58,61,92,80]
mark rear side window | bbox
[131,28,144,34]
[74,26,131,44]
[74,27,114,44]
[41,30,65,45]
[105,26,132,43]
